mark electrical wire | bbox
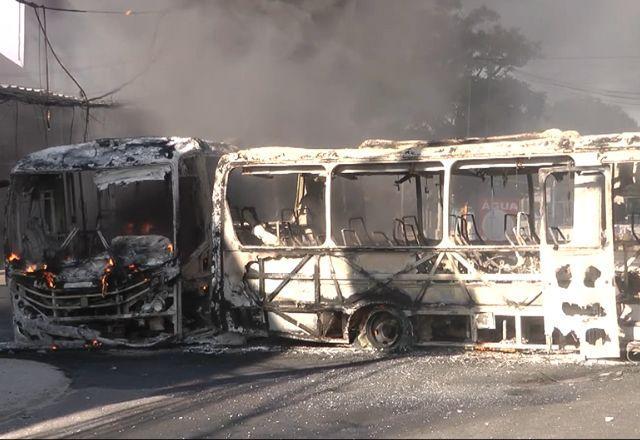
[88,9,169,102]
[42,6,50,134]
[32,6,91,140]
[512,68,640,106]
[537,55,640,61]
[477,56,640,106]
[15,0,170,15]
[513,68,640,99]
[32,8,87,100]
[21,0,168,107]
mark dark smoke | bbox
[31,0,502,145]
[3,0,639,149]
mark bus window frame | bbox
[225,164,329,250]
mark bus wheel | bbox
[357,306,412,353]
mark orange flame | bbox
[167,243,174,254]
[100,274,108,296]
[26,264,37,273]
[101,257,115,296]
[7,253,20,263]
[43,271,56,289]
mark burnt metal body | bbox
[5,137,235,347]
[214,129,640,359]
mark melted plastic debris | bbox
[182,331,256,354]
[111,235,173,268]
[183,330,247,346]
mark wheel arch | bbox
[345,298,411,343]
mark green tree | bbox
[410,5,545,139]
[342,2,545,139]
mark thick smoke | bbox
[5,0,640,148]
[38,0,467,146]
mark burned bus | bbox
[214,129,640,359]
[5,137,235,347]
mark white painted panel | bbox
[267,312,317,334]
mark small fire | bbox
[43,271,56,289]
[7,252,20,263]
[100,274,109,296]
[101,257,115,296]
[21,261,56,287]
[83,339,102,350]
[167,243,174,254]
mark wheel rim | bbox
[368,311,402,347]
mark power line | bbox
[513,68,640,100]
[32,6,91,140]
[88,9,168,102]
[479,55,640,63]
[538,55,640,61]
[477,57,640,106]
[15,0,170,15]
[512,68,640,107]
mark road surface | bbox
[1,285,640,438]
[0,344,639,438]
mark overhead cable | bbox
[15,0,170,15]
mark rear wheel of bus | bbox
[356,306,413,353]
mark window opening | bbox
[227,167,326,247]
[331,164,443,247]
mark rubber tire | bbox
[356,306,413,353]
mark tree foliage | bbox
[341,2,546,139]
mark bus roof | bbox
[228,129,640,165]
[12,137,237,174]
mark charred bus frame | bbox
[215,129,640,359]
[5,137,235,347]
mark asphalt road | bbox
[0,285,12,343]
[1,285,640,439]
[0,344,639,439]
